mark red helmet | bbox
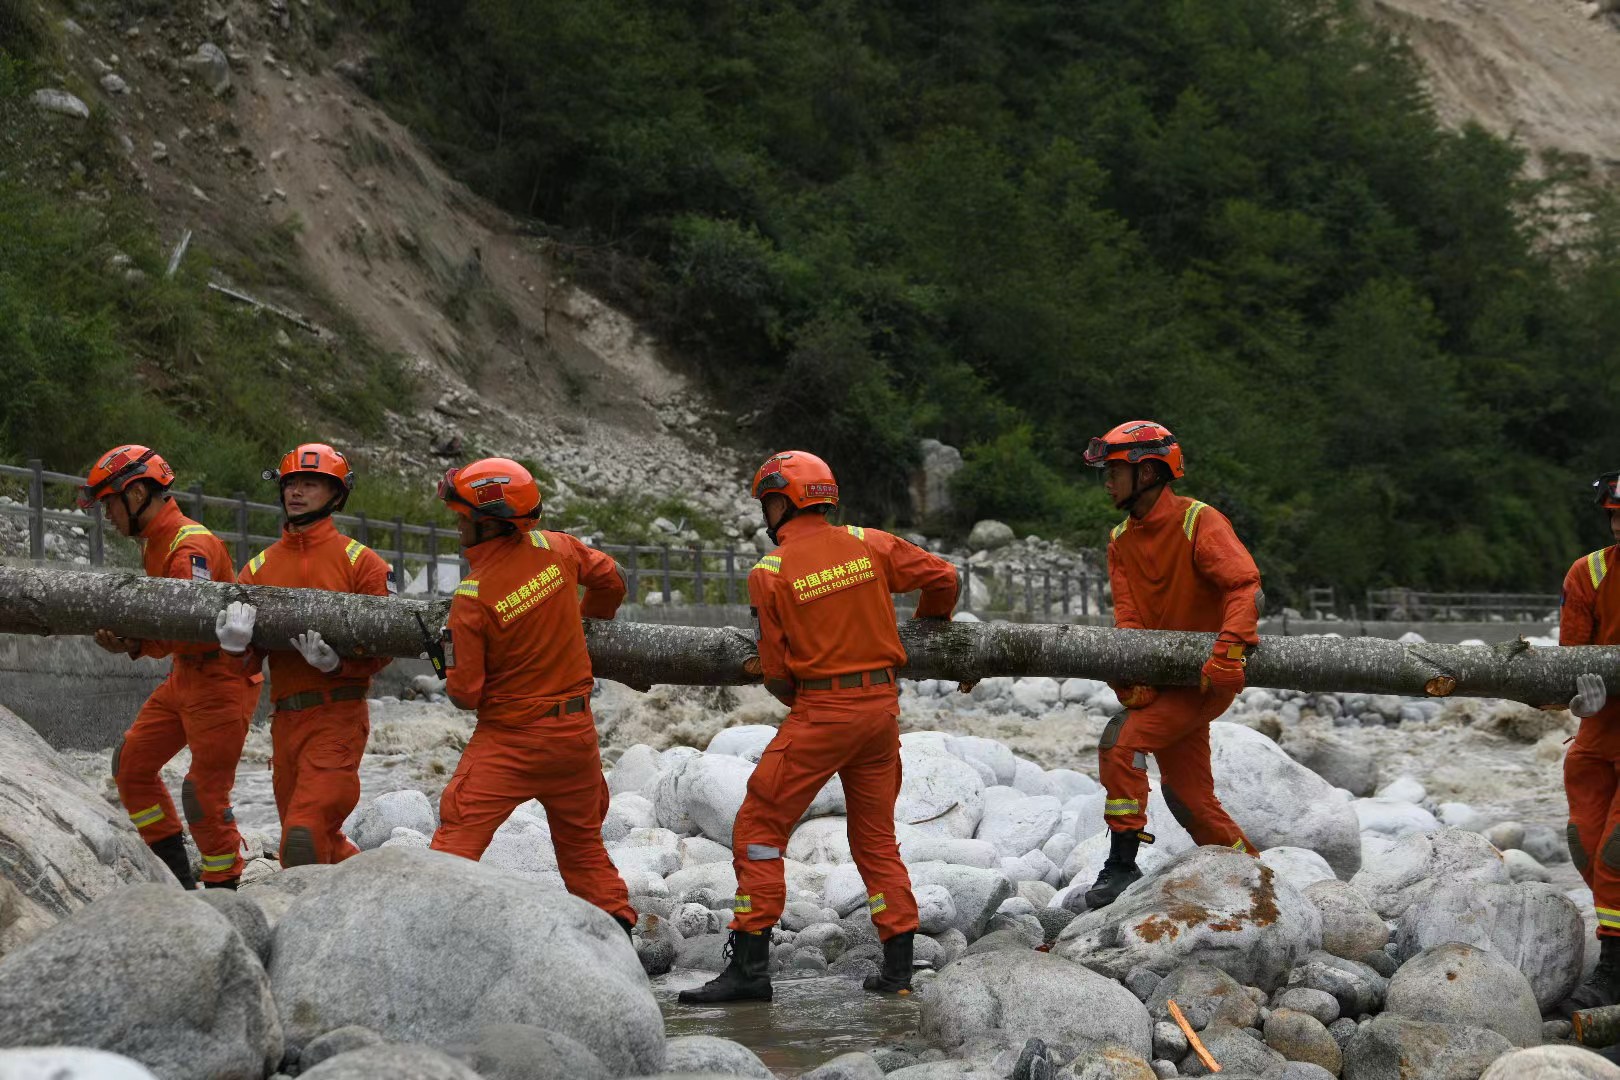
[1083,421,1185,480]
[751,451,838,509]
[438,457,542,522]
[77,445,175,509]
[264,443,355,490]
[1596,472,1620,510]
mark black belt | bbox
[179,649,223,663]
[797,668,893,692]
[538,695,589,718]
[274,685,368,712]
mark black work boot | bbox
[1562,937,1620,1018]
[864,930,915,995]
[678,930,773,1004]
[1084,829,1147,910]
[614,914,635,940]
[203,878,239,890]
[149,833,197,890]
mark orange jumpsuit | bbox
[429,528,633,921]
[238,517,392,865]
[1100,491,1261,850]
[114,499,261,883]
[734,516,958,940]
[1562,546,1620,937]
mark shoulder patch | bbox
[1182,500,1209,541]
[168,523,214,555]
[345,538,367,565]
[1589,549,1610,590]
[1111,518,1130,541]
[246,550,268,575]
[455,578,479,598]
[844,524,866,541]
[753,554,782,574]
[528,529,550,549]
[189,553,210,581]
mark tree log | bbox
[0,565,1604,705]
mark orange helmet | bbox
[263,442,355,490]
[751,451,838,509]
[77,445,175,509]
[438,457,541,522]
[1083,420,1186,480]
[1596,472,1620,510]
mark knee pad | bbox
[1570,823,1589,873]
[1602,824,1620,873]
[1162,785,1197,833]
[282,826,318,867]
[182,778,203,824]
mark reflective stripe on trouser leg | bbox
[868,893,887,916]
[1599,906,1620,932]
[129,805,165,829]
[200,850,239,874]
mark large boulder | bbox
[706,726,780,762]
[0,1048,160,1078]
[1278,730,1380,797]
[788,818,853,864]
[975,796,1062,858]
[919,950,1152,1060]
[910,439,963,520]
[1350,829,1510,919]
[1284,951,1388,1017]
[608,745,663,797]
[1303,880,1389,960]
[1258,848,1336,893]
[300,1044,481,1079]
[1396,881,1585,1011]
[1383,943,1541,1048]
[0,886,282,1080]
[656,754,755,846]
[896,750,986,839]
[1144,964,1260,1031]
[968,520,1015,551]
[1341,1015,1513,1080]
[1203,724,1362,879]
[268,848,663,1074]
[1055,847,1322,992]
[907,863,1015,939]
[0,706,169,955]
[345,789,439,851]
[602,793,659,844]
[1479,1046,1620,1079]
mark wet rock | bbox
[1395,881,1585,1011]
[1284,951,1388,1016]
[0,1049,159,1078]
[976,796,1062,858]
[300,1026,384,1070]
[805,1051,888,1080]
[0,886,282,1080]
[898,750,987,839]
[300,1044,480,1079]
[1271,987,1339,1025]
[1278,730,1380,797]
[1303,879,1389,960]
[909,863,1014,939]
[1178,1024,1284,1076]
[662,1035,774,1078]
[1145,964,1260,1031]
[0,706,170,953]
[1478,1045,1620,1079]
[346,789,438,850]
[1258,847,1336,893]
[1055,847,1322,992]
[797,922,848,962]
[268,848,662,1073]
[1383,942,1541,1048]
[1263,1009,1340,1074]
[707,725,780,761]
[674,930,731,972]
[1349,828,1509,919]
[1353,797,1440,839]
[920,950,1152,1060]
[1126,966,1163,1002]
[1341,1015,1512,1080]
[446,1022,609,1080]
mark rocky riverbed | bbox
[2,673,1616,1079]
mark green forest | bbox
[347,0,1620,600]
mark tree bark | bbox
[0,565,1605,705]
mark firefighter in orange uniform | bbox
[1557,470,1620,1016]
[225,443,393,866]
[1081,421,1262,910]
[679,450,959,1005]
[80,445,260,889]
[428,458,636,931]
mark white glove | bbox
[1571,673,1608,718]
[290,629,341,673]
[214,602,256,654]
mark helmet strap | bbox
[1117,463,1167,516]
[119,483,160,537]
[283,485,347,529]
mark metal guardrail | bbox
[0,460,1109,617]
[1363,587,1560,622]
